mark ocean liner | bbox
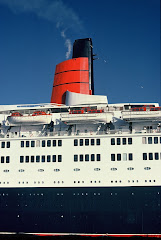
[0,38,160,237]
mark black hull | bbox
[0,186,160,234]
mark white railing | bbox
[1,128,161,139]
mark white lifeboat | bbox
[61,108,113,125]
[122,106,161,122]
[7,111,52,126]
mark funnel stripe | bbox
[53,82,89,88]
[55,70,88,75]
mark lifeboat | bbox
[122,107,161,122]
[61,110,113,125]
[7,111,52,126]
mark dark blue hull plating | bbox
[0,186,161,234]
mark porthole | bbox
[144,167,151,170]
[94,168,101,171]
[127,167,134,170]
[74,168,80,171]
[111,168,117,171]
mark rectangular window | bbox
[85,154,89,161]
[154,137,158,144]
[1,142,5,148]
[80,139,83,146]
[74,155,78,162]
[6,142,10,148]
[31,156,34,163]
[122,138,126,145]
[1,156,4,163]
[148,137,152,144]
[80,155,83,162]
[20,156,24,163]
[129,153,133,161]
[47,155,51,162]
[42,140,45,147]
[142,137,147,144]
[91,139,95,145]
[117,154,121,161]
[36,156,40,162]
[128,138,132,145]
[111,154,115,161]
[117,138,120,145]
[160,137,161,144]
[58,155,62,162]
[97,154,101,161]
[74,139,78,146]
[21,141,24,148]
[96,139,100,145]
[26,141,29,148]
[31,141,35,147]
[155,152,159,160]
[143,153,147,160]
[6,156,10,163]
[53,140,56,147]
[91,154,95,161]
[52,155,56,162]
[149,153,153,160]
[42,155,45,162]
[123,153,127,161]
[58,140,62,146]
[85,139,89,146]
[36,140,40,147]
[111,138,115,145]
[47,140,51,147]
[25,156,29,163]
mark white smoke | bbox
[65,39,72,59]
[0,0,83,59]
[60,30,72,59]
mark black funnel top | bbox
[72,38,94,95]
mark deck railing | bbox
[0,128,161,139]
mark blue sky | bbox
[0,0,160,105]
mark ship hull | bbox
[0,186,160,234]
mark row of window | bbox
[142,137,161,144]
[143,152,161,160]
[18,181,45,184]
[74,138,100,146]
[0,156,10,163]
[1,167,153,173]
[18,168,60,172]
[0,180,157,185]
[111,138,132,145]
[20,155,62,163]
[21,140,62,148]
[74,154,101,162]
[3,136,161,148]
[111,153,133,161]
[0,142,10,149]
[111,180,156,183]
[73,180,156,184]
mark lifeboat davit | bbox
[7,111,52,126]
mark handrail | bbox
[1,128,161,139]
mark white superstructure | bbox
[0,95,160,189]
